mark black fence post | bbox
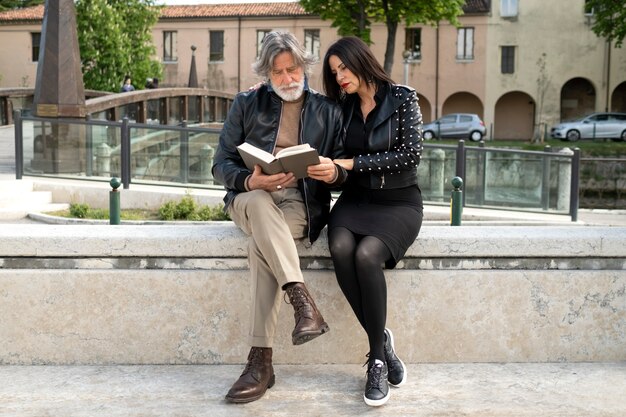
[85,114,93,177]
[570,148,580,222]
[456,140,466,207]
[121,117,131,189]
[13,110,23,180]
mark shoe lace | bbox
[284,286,309,316]
[242,348,264,376]
[366,361,385,389]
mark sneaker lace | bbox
[366,361,385,389]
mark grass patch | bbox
[48,197,230,221]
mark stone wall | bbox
[0,224,624,365]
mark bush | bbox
[69,203,109,219]
[69,203,90,218]
[62,198,230,222]
[158,201,177,220]
[157,196,229,221]
[195,204,230,221]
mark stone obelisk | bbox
[33,0,86,118]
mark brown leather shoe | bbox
[225,347,275,403]
[285,282,330,345]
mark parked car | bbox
[422,113,486,141]
[550,112,626,142]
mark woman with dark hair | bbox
[322,36,424,407]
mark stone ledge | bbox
[0,223,625,259]
[0,223,625,365]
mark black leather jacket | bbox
[341,84,423,189]
[212,81,345,244]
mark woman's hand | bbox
[307,156,339,183]
[333,158,354,171]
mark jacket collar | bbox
[344,82,402,129]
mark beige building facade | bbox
[1,1,625,140]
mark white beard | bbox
[271,79,305,102]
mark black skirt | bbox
[328,185,423,269]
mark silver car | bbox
[422,113,486,141]
[550,112,626,142]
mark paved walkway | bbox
[1,363,625,416]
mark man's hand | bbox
[247,165,296,192]
[307,156,338,183]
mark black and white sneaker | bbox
[384,328,407,386]
[364,359,390,407]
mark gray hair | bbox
[252,31,317,79]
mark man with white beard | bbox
[212,31,346,404]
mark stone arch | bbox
[611,81,626,113]
[494,91,535,140]
[560,77,595,121]
[441,92,484,119]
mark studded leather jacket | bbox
[212,81,345,244]
[341,84,423,189]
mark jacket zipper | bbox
[380,120,392,188]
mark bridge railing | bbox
[13,112,580,221]
[1,87,233,126]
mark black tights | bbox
[328,227,391,362]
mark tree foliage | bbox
[0,0,43,12]
[586,0,626,47]
[299,0,464,74]
[75,0,162,92]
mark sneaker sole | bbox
[292,322,330,345]
[385,328,407,387]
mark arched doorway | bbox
[494,91,535,140]
[417,93,432,123]
[560,78,595,121]
[611,81,626,113]
[441,92,484,118]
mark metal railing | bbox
[419,141,580,220]
[13,113,581,221]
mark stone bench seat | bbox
[0,223,624,365]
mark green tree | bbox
[75,0,162,92]
[586,0,626,47]
[0,0,44,12]
[299,0,464,74]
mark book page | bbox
[237,142,276,164]
[275,143,313,158]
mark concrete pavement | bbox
[1,363,625,416]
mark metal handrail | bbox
[13,114,582,221]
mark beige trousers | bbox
[227,188,307,347]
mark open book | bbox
[236,142,320,179]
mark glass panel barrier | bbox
[419,145,458,203]
[128,125,221,185]
[15,115,578,218]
